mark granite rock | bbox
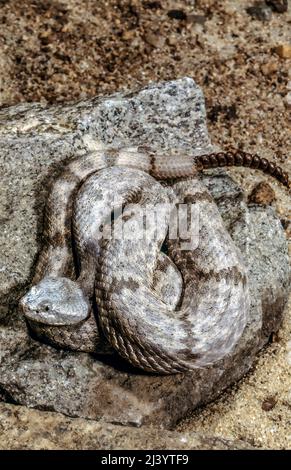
[0,402,254,450]
[0,79,289,428]
[0,77,212,314]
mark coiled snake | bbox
[20,147,289,374]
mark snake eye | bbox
[45,306,50,311]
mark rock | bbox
[0,402,254,450]
[0,78,289,428]
[261,61,278,76]
[144,32,165,48]
[167,9,187,20]
[167,35,178,46]
[261,396,277,411]
[122,30,136,41]
[284,91,291,108]
[275,44,291,58]
[280,218,290,231]
[186,14,207,25]
[266,0,288,13]
[246,2,273,21]
[248,181,276,205]
[0,78,212,314]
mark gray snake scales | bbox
[20,147,289,374]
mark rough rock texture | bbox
[0,402,254,450]
[248,181,276,205]
[0,77,212,313]
[0,0,289,449]
[0,78,289,429]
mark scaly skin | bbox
[95,174,248,373]
[20,147,289,372]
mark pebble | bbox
[167,35,177,46]
[246,2,273,21]
[122,30,136,41]
[275,44,291,58]
[167,9,187,20]
[186,14,207,25]
[261,396,277,412]
[248,182,276,205]
[266,0,288,13]
[280,218,290,231]
[144,32,165,48]
[284,92,291,108]
[261,61,278,76]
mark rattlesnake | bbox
[20,147,289,374]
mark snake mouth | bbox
[20,276,90,326]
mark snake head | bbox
[20,276,90,326]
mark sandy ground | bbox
[0,0,290,449]
[177,298,291,449]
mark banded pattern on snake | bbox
[20,147,289,374]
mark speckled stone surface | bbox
[0,77,213,314]
[0,402,254,450]
[0,79,289,428]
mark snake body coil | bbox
[20,147,288,374]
